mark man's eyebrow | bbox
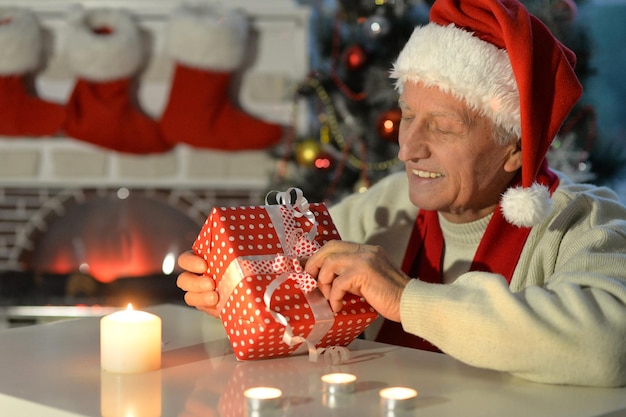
[398,97,468,124]
[431,110,466,121]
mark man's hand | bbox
[304,240,411,322]
[176,251,220,318]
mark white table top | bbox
[0,304,624,417]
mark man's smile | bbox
[411,169,443,179]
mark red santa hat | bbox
[391,0,582,227]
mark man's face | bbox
[397,82,520,223]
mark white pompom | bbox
[500,183,553,227]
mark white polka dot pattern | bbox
[192,202,379,361]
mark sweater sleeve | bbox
[400,184,626,387]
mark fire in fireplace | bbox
[0,186,262,309]
[29,189,199,283]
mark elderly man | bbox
[177,0,626,387]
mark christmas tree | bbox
[272,0,624,204]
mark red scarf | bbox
[375,162,559,351]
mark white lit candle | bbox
[321,373,357,395]
[244,386,283,413]
[100,303,161,373]
[379,386,418,411]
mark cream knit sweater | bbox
[329,171,626,387]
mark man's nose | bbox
[398,129,430,162]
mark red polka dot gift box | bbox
[192,188,378,361]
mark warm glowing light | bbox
[100,305,161,373]
[161,252,176,275]
[244,387,282,400]
[79,263,90,274]
[321,373,357,395]
[380,387,417,400]
[321,373,357,385]
[301,147,318,163]
[244,386,283,412]
[314,157,331,169]
[379,386,418,411]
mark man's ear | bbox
[503,140,522,173]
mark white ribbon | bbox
[265,187,317,242]
[264,192,337,361]
[264,188,350,363]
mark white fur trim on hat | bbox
[64,8,143,81]
[391,23,521,138]
[500,183,553,228]
[0,7,41,75]
[165,2,248,71]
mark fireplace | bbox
[0,184,266,327]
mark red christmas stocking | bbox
[63,8,172,154]
[159,4,284,151]
[0,7,65,136]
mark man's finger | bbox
[184,290,218,309]
[177,272,215,292]
[327,275,352,312]
[178,250,208,274]
[305,240,352,276]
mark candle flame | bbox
[244,387,282,400]
[126,303,134,311]
[321,373,357,384]
[379,387,418,400]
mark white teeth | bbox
[412,169,442,179]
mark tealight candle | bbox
[100,303,161,373]
[321,373,357,395]
[379,386,418,412]
[244,386,283,413]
